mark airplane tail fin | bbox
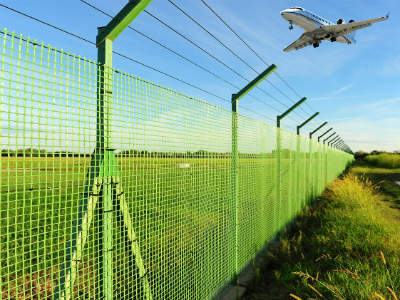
[347,31,357,44]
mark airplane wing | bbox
[283,32,314,52]
[321,14,389,38]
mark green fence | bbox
[0,30,353,299]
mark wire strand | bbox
[164,0,309,120]
[0,1,281,123]
[78,0,285,115]
[0,3,95,45]
[199,0,316,114]
[143,8,305,121]
[0,3,235,106]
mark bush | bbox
[354,151,368,160]
[365,153,400,169]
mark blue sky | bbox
[1,0,399,152]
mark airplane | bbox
[280,7,389,52]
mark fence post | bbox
[309,138,313,201]
[231,96,239,280]
[97,29,115,300]
[323,133,337,186]
[276,97,307,225]
[325,142,328,185]
[276,126,281,230]
[230,64,277,285]
[296,113,319,207]
[309,122,327,199]
[54,2,153,299]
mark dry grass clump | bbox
[329,173,380,211]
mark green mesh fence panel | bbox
[0,29,354,299]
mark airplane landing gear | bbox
[289,22,293,30]
[313,42,319,48]
[330,37,337,42]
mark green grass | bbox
[0,155,292,298]
[365,153,400,169]
[244,159,400,299]
[0,153,352,298]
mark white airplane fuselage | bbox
[280,7,359,47]
[281,8,336,32]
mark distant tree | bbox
[354,151,368,160]
[370,150,385,155]
[1,149,16,156]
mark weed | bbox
[244,161,400,299]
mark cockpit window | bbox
[290,7,304,10]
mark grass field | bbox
[0,151,350,299]
[365,153,400,169]
[0,155,286,299]
[244,155,400,299]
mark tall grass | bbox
[244,171,400,299]
[365,153,400,169]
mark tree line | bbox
[2,148,317,158]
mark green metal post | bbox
[231,64,277,286]
[309,121,327,199]
[308,136,313,201]
[296,112,319,208]
[323,143,328,188]
[317,128,332,193]
[276,96,307,231]
[54,1,153,299]
[323,133,336,185]
[231,96,239,281]
[276,125,281,232]
[97,30,115,300]
[296,134,301,210]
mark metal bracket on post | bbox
[55,1,153,299]
[297,112,319,136]
[277,97,307,128]
[329,136,340,147]
[317,127,333,143]
[309,122,327,139]
[231,64,277,284]
[323,132,336,145]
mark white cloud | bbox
[331,84,353,96]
